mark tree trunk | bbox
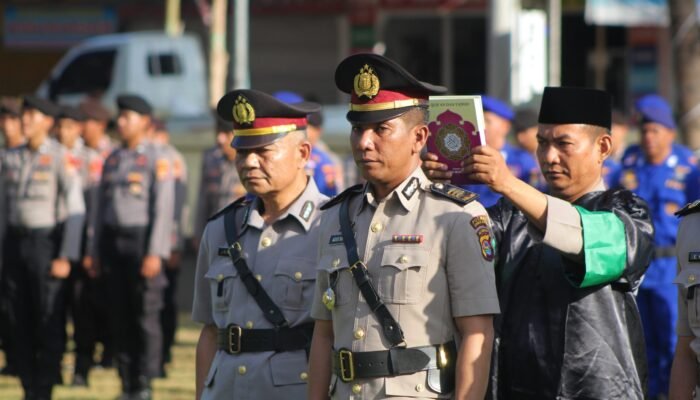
[669,0,700,150]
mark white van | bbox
[37,31,211,125]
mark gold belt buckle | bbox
[228,325,242,354]
[338,349,355,382]
[437,344,448,368]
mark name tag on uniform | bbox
[690,252,700,263]
[329,234,344,246]
[218,247,230,257]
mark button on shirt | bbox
[192,179,327,400]
[0,138,85,260]
[311,168,500,399]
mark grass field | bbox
[0,316,198,400]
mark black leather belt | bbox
[216,322,314,354]
[332,341,456,382]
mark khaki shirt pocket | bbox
[203,351,224,388]
[378,246,430,304]
[319,251,354,307]
[26,178,52,199]
[269,350,308,387]
[204,260,238,322]
[384,371,447,398]
[674,267,700,331]
[274,257,316,311]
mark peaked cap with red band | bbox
[335,53,447,124]
[216,89,321,149]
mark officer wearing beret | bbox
[77,98,115,370]
[425,87,654,398]
[457,96,540,207]
[79,98,114,159]
[95,94,174,399]
[308,54,499,399]
[193,89,327,400]
[0,95,86,399]
[609,94,698,399]
[55,105,106,386]
[192,116,247,250]
[149,120,189,376]
[669,199,700,399]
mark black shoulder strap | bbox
[339,197,405,347]
[321,184,364,210]
[223,206,288,328]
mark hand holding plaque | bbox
[426,96,487,185]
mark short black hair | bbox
[401,106,429,128]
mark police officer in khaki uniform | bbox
[151,121,189,376]
[78,99,116,370]
[308,54,499,399]
[192,116,246,249]
[669,199,700,399]
[55,105,105,386]
[0,95,85,400]
[192,89,326,400]
[95,94,174,400]
[0,97,24,378]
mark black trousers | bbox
[3,227,66,398]
[101,226,166,393]
[0,243,18,372]
[68,263,113,375]
[161,265,179,366]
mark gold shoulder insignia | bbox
[353,64,380,99]
[430,182,478,205]
[676,199,700,217]
[232,95,255,125]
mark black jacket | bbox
[488,189,653,400]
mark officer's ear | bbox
[294,130,312,164]
[412,123,429,154]
[594,127,613,164]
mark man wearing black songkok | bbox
[424,87,653,399]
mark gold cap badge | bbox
[353,64,380,99]
[232,95,255,125]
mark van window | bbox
[52,50,116,96]
[147,53,182,76]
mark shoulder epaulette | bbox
[320,184,364,210]
[208,195,250,222]
[429,182,478,205]
[676,199,700,217]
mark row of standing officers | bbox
[0,90,342,399]
[191,52,696,400]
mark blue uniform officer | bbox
[611,94,698,399]
[464,96,539,207]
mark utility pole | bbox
[210,0,229,106]
[487,0,515,100]
[165,0,182,36]
[547,0,561,86]
[232,0,250,89]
